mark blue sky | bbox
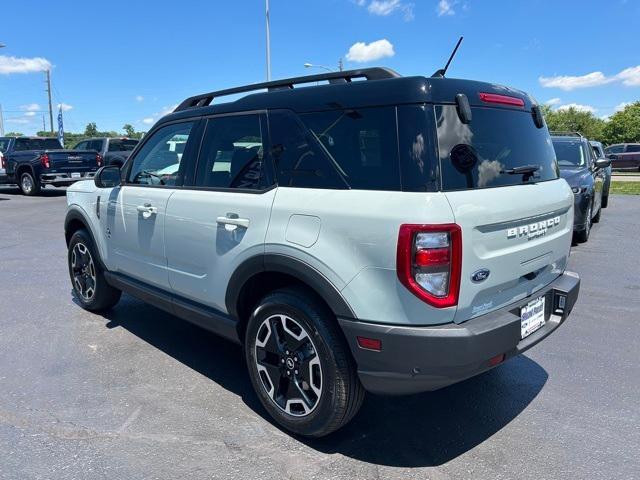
[1,0,639,135]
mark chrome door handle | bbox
[216,215,250,229]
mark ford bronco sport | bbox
[64,68,580,437]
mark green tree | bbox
[542,106,606,141]
[3,132,24,137]
[84,122,98,136]
[123,124,136,137]
[602,102,640,144]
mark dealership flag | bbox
[57,107,64,146]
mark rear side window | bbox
[436,105,558,191]
[194,114,266,190]
[300,107,401,191]
[627,145,640,153]
[606,145,624,154]
[397,105,438,192]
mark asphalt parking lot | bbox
[0,186,639,480]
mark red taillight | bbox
[488,354,505,367]
[96,153,103,166]
[0,153,4,169]
[40,153,50,169]
[397,224,462,308]
[479,92,525,107]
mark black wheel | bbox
[601,194,609,209]
[574,203,592,243]
[245,287,364,437]
[592,204,602,223]
[19,171,40,196]
[67,229,121,311]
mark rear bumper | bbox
[339,271,580,395]
[40,171,96,186]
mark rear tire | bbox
[19,171,40,196]
[245,287,364,437]
[67,229,121,311]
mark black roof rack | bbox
[174,67,401,112]
[550,131,584,137]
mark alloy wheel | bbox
[71,242,96,301]
[21,174,33,194]
[254,314,323,417]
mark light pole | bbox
[0,44,4,135]
[304,63,334,73]
[265,0,271,81]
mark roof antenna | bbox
[432,36,463,78]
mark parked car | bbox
[604,143,640,171]
[551,133,610,243]
[0,136,102,195]
[0,137,8,183]
[65,67,580,437]
[590,140,612,208]
[73,137,139,167]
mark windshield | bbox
[108,139,138,152]
[0,138,9,153]
[552,140,586,168]
[436,106,558,190]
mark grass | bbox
[610,181,640,195]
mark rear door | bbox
[106,120,201,290]
[434,103,574,323]
[164,113,275,312]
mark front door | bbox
[106,120,200,290]
[165,113,274,312]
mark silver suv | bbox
[65,68,580,437]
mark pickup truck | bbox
[73,137,139,167]
[0,136,101,195]
[605,143,640,171]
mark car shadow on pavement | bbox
[0,187,67,197]
[96,294,548,468]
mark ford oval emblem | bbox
[471,269,490,283]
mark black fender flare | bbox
[64,208,107,270]
[225,254,356,320]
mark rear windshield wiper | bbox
[500,165,540,175]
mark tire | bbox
[601,194,609,209]
[19,171,40,196]
[67,229,121,311]
[592,204,602,223]
[245,287,364,437]
[574,202,592,243]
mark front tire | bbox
[245,287,364,437]
[19,171,40,196]
[574,203,592,243]
[67,229,121,311]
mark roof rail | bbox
[174,67,401,112]
[550,131,583,137]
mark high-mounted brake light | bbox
[96,153,103,167]
[397,224,462,308]
[40,153,50,169]
[479,92,525,107]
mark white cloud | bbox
[135,95,144,102]
[357,0,414,21]
[615,102,631,112]
[7,118,31,124]
[24,111,37,117]
[539,71,612,91]
[0,55,52,74]
[346,39,395,63]
[57,103,73,112]
[437,0,456,16]
[142,117,155,125]
[616,65,640,86]
[20,103,41,112]
[159,104,178,117]
[545,97,562,106]
[557,103,597,114]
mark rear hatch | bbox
[433,92,573,323]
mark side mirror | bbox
[595,158,611,169]
[94,165,122,188]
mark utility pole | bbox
[45,69,54,133]
[0,104,4,136]
[338,58,344,72]
[42,115,46,132]
[265,0,271,81]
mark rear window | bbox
[14,138,63,151]
[552,140,587,168]
[436,106,558,191]
[108,139,139,152]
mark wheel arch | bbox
[226,254,356,339]
[64,208,107,270]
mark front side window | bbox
[592,145,604,159]
[437,105,558,190]
[127,121,194,186]
[552,140,587,168]
[194,115,265,190]
[606,145,624,154]
[300,107,401,191]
